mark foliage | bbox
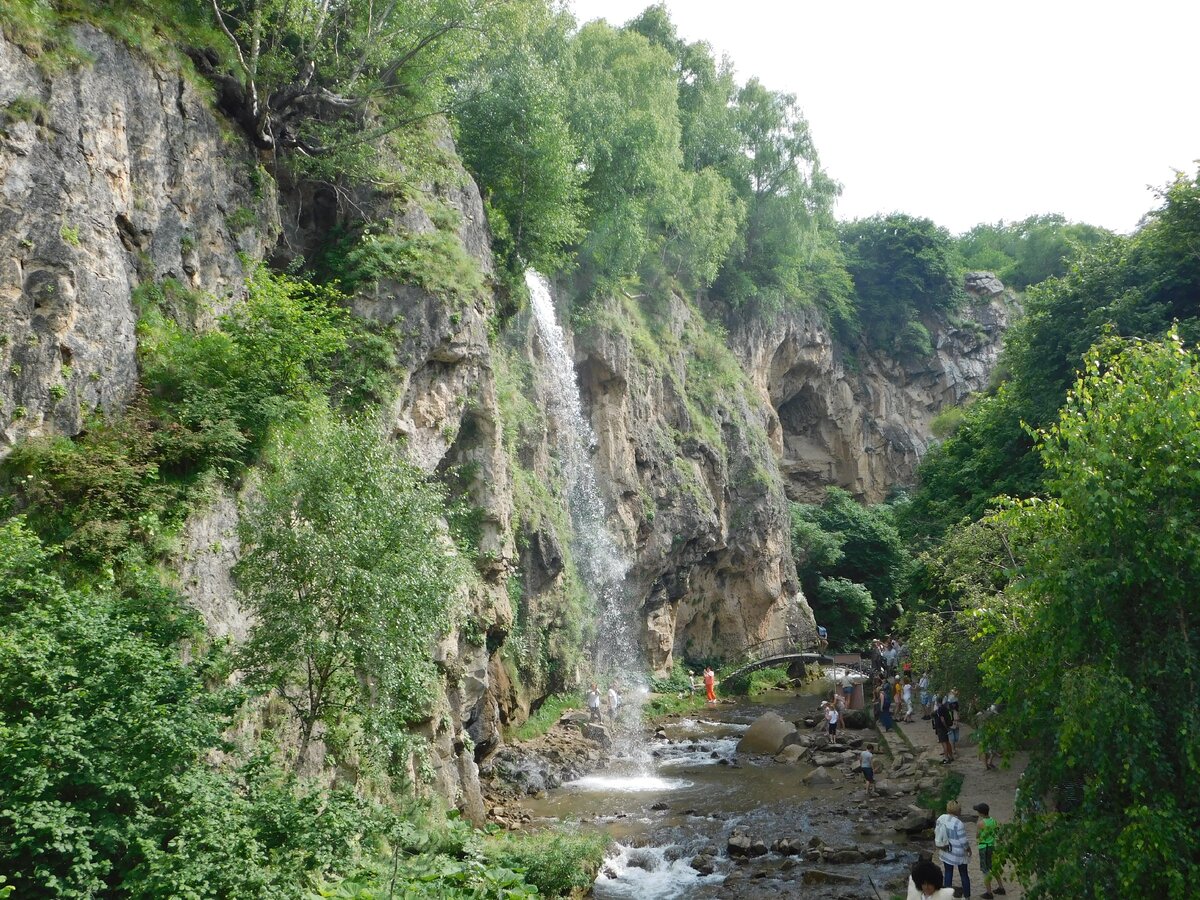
[790,488,911,647]
[905,168,1200,541]
[236,415,465,772]
[340,228,486,306]
[956,213,1110,290]
[455,7,584,276]
[0,519,391,897]
[507,693,583,742]
[981,333,1200,897]
[840,213,965,351]
[485,831,607,897]
[916,771,964,815]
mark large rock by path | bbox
[736,712,797,755]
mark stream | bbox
[522,677,914,899]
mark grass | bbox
[643,691,709,718]
[485,830,608,897]
[917,770,965,814]
[507,693,583,742]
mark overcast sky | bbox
[568,0,1200,235]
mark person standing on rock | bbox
[825,700,839,737]
[860,744,876,795]
[936,800,972,898]
[607,682,622,722]
[703,666,716,703]
[586,683,602,723]
[972,802,1007,898]
[841,669,855,706]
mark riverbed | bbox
[520,678,917,898]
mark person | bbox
[907,858,956,899]
[946,689,961,750]
[879,680,894,731]
[825,700,839,737]
[932,697,954,763]
[902,676,915,722]
[586,683,602,723]
[841,669,855,705]
[816,624,829,650]
[977,703,1000,770]
[936,800,972,898]
[607,682,621,722]
[919,672,933,719]
[703,666,716,703]
[973,802,1007,898]
[860,744,876,795]
[688,671,697,695]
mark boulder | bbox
[736,712,797,755]
[690,854,716,876]
[821,847,866,864]
[811,752,844,767]
[841,709,871,729]
[580,723,612,748]
[801,869,859,885]
[774,745,806,764]
[965,271,1006,296]
[895,808,935,833]
[771,837,803,856]
[803,767,835,786]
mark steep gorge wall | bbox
[0,25,1007,817]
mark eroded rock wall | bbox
[0,26,276,449]
[735,291,1013,504]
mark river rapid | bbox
[521,676,916,899]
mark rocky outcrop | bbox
[735,288,1013,503]
[0,26,276,450]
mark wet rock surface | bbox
[496,685,943,897]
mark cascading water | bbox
[525,270,647,731]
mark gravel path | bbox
[894,714,1028,898]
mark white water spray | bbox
[525,271,646,711]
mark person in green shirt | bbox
[972,803,1007,898]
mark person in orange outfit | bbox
[703,666,716,703]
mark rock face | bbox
[734,289,1013,503]
[1,25,1011,821]
[0,26,276,450]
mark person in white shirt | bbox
[824,703,839,737]
[936,800,972,897]
[902,677,915,722]
[907,858,956,899]
[607,684,621,722]
[586,683,602,722]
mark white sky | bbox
[568,0,1200,235]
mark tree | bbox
[840,213,965,351]
[790,488,910,647]
[982,332,1200,897]
[956,214,1110,290]
[236,416,464,770]
[455,40,584,274]
[198,0,502,155]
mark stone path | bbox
[894,714,1028,899]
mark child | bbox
[973,802,1007,898]
[860,744,875,795]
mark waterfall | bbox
[525,270,645,703]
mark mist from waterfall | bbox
[525,270,647,724]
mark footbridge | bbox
[722,638,872,683]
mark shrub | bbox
[486,831,608,896]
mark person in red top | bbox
[703,667,716,703]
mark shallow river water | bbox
[522,678,913,898]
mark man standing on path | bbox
[703,666,716,703]
[932,697,955,763]
[973,803,1007,898]
[936,800,972,898]
[607,682,621,723]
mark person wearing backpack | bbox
[935,800,972,897]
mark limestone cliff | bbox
[0,24,1008,819]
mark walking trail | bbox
[888,713,1029,898]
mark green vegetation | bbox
[485,831,608,896]
[956,213,1110,290]
[507,693,583,742]
[916,771,964,815]
[791,488,911,648]
[896,173,1200,896]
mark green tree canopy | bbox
[956,213,1110,290]
[236,416,465,771]
[982,332,1200,897]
